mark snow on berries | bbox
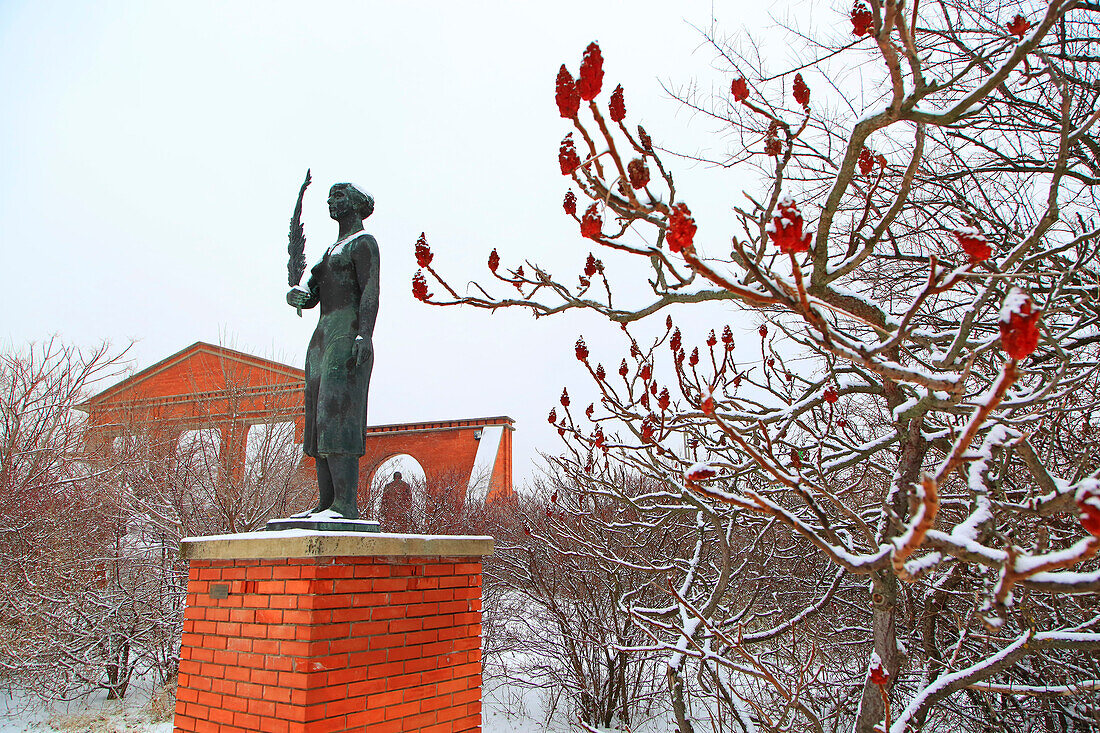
[666,203,697,253]
[575,337,589,362]
[684,463,718,483]
[851,1,873,37]
[581,203,602,239]
[868,650,890,685]
[412,270,431,302]
[563,190,577,216]
[1076,481,1100,538]
[701,388,716,415]
[658,387,670,411]
[559,133,581,175]
[415,232,433,268]
[999,287,1041,360]
[577,42,604,101]
[858,148,875,175]
[584,253,598,278]
[766,195,812,254]
[952,227,993,264]
[555,65,580,119]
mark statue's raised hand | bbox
[287,288,311,309]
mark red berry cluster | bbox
[685,464,718,483]
[851,1,873,37]
[767,195,812,254]
[563,190,577,216]
[415,232,433,268]
[555,65,581,119]
[952,228,992,264]
[628,158,650,190]
[666,204,697,253]
[765,121,782,157]
[1007,14,1031,39]
[730,77,749,102]
[1077,482,1100,537]
[793,74,810,108]
[609,84,626,122]
[584,253,599,278]
[577,42,604,101]
[559,133,581,175]
[581,203,602,239]
[999,288,1041,360]
[412,270,431,302]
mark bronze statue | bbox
[286,182,379,521]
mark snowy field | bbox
[0,681,650,733]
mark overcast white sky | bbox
[2,1,790,484]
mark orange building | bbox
[77,342,514,503]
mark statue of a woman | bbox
[286,183,379,520]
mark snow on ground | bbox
[0,685,174,733]
[1,680,646,733]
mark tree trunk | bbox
[854,572,899,732]
[667,665,695,733]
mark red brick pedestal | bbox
[172,532,493,733]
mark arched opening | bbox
[365,454,427,530]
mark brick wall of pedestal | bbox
[172,534,491,733]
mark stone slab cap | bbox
[180,529,494,560]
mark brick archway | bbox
[78,343,515,505]
[358,417,514,504]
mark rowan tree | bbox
[416,2,1100,731]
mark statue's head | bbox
[328,183,374,221]
[393,471,403,481]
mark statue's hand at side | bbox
[287,288,312,309]
[353,336,372,366]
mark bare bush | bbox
[0,340,314,701]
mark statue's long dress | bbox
[300,232,379,457]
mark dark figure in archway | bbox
[379,471,413,529]
[287,183,379,519]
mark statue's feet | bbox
[309,507,361,521]
[328,502,359,521]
